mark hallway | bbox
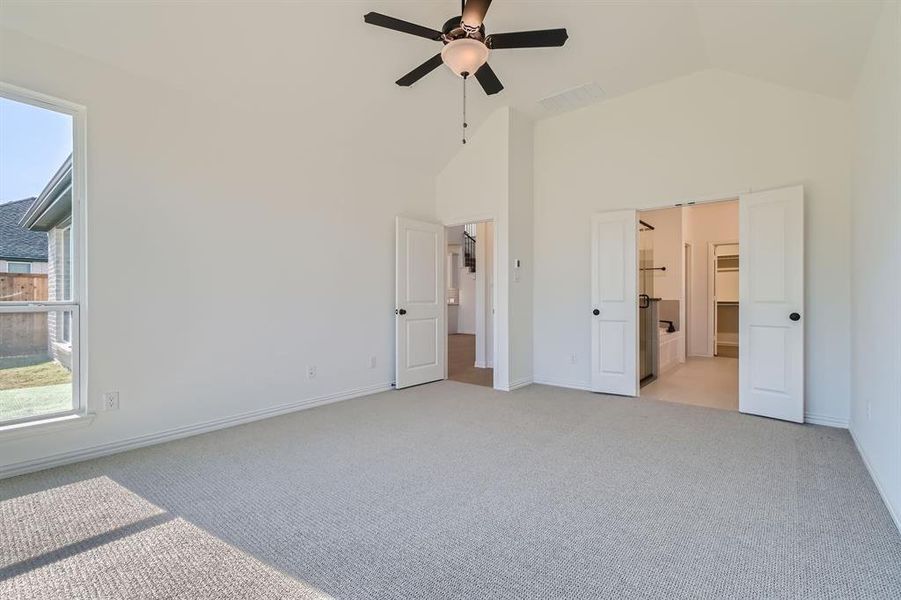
[641,357,738,411]
[447,334,493,388]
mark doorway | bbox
[394,215,500,391]
[445,222,494,387]
[638,201,739,411]
[589,186,804,422]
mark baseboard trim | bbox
[532,376,592,392]
[804,412,849,428]
[0,381,393,480]
[508,377,533,391]
[531,382,853,430]
[849,426,901,534]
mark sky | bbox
[0,97,73,205]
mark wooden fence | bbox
[0,273,48,302]
[0,273,49,359]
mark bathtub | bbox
[659,326,684,374]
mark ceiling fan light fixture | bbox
[441,38,490,77]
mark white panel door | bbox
[590,210,638,396]
[396,216,445,389]
[739,186,804,422]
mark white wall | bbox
[446,226,476,335]
[682,201,739,356]
[436,107,534,390]
[533,69,852,426]
[849,0,901,529]
[0,28,437,474]
[445,225,465,246]
[507,110,534,388]
[484,221,495,368]
[457,264,476,335]
[436,108,507,386]
[474,221,494,367]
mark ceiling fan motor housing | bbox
[442,16,486,44]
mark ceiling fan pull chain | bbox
[462,74,468,144]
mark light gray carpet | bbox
[1,381,900,599]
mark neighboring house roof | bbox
[20,154,73,232]
[0,198,48,262]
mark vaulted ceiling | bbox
[0,1,884,176]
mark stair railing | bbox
[462,230,476,272]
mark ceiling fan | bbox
[363,0,569,96]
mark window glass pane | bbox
[0,96,73,304]
[61,310,72,344]
[0,310,74,422]
[1,93,79,426]
[7,262,32,274]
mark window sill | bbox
[0,412,96,441]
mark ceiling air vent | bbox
[538,82,606,114]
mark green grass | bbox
[0,384,72,421]
[0,360,73,421]
[0,360,72,391]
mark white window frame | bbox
[0,82,88,428]
[58,224,73,345]
[6,262,33,274]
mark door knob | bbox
[592,309,600,316]
[396,308,407,315]
[789,312,800,321]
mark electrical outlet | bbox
[569,353,578,365]
[306,365,317,379]
[369,356,377,369]
[102,391,120,411]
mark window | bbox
[0,84,85,427]
[7,262,32,274]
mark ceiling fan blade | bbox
[364,12,443,41]
[396,54,444,87]
[487,28,569,49]
[462,0,493,28]
[474,63,503,95]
